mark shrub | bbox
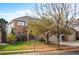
[16,34,27,42]
[7,34,16,44]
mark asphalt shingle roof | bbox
[13,16,38,21]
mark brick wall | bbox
[13,21,26,34]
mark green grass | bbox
[0,51,34,55]
[0,40,43,51]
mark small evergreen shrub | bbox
[7,34,16,44]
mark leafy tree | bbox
[28,17,54,43]
[0,18,8,43]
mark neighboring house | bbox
[49,19,79,42]
[49,30,77,43]
[7,16,38,35]
[71,18,79,41]
[64,19,79,41]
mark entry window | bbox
[18,21,25,26]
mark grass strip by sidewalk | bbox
[0,50,34,55]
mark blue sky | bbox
[0,3,79,22]
[0,3,36,12]
[0,3,37,22]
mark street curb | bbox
[40,48,79,55]
[0,47,79,55]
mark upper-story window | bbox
[11,23,14,27]
[18,21,25,26]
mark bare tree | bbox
[35,3,78,48]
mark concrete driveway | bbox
[59,40,79,47]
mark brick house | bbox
[7,16,38,41]
[7,16,79,42]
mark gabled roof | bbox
[13,16,38,21]
[8,16,39,25]
[71,18,79,31]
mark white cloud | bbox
[0,11,25,22]
[0,9,38,22]
[1,8,79,22]
[25,9,39,17]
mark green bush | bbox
[16,34,27,42]
[7,34,16,44]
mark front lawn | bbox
[0,40,73,51]
[0,40,44,51]
[0,40,77,55]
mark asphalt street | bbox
[56,50,79,55]
[15,50,79,55]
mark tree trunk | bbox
[27,34,29,41]
[45,33,50,44]
[57,35,60,49]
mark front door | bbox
[62,36,65,41]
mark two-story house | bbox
[7,16,79,42]
[7,16,37,35]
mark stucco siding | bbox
[49,35,58,42]
[68,33,76,41]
